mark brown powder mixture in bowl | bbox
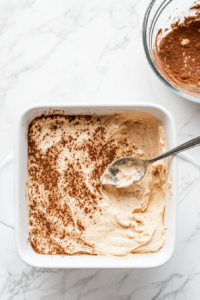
[154,4,200,92]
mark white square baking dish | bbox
[14,103,177,268]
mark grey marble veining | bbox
[0,0,200,299]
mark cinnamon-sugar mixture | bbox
[26,113,167,256]
[154,5,200,90]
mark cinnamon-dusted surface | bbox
[26,112,167,256]
[154,5,200,90]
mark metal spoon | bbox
[100,136,200,188]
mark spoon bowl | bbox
[101,157,148,188]
[101,136,200,188]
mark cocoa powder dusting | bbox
[27,114,132,255]
[155,5,200,89]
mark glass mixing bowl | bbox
[143,0,200,103]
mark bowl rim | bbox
[142,0,200,104]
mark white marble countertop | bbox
[0,0,200,299]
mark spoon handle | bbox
[149,136,200,164]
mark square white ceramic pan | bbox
[1,104,177,268]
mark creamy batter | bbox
[27,112,167,256]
